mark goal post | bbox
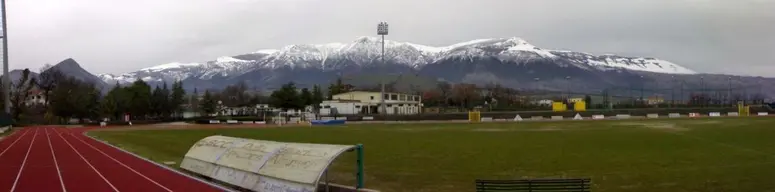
[738,101,750,116]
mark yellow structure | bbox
[468,111,481,122]
[574,101,587,111]
[552,102,567,112]
[738,101,750,116]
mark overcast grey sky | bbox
[8,0,775,76]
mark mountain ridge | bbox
[3,58,109,91]
[97,37,696,88]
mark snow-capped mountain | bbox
[100,56,261,85]
[98,37,698,91]
[548,51,695,74]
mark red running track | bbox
[0,127,230,192]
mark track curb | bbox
[82,131,236,192]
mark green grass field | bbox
[90,118,775,192]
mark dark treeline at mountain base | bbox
[0,68,192,124]
[1,66,771,125]
[0,69,184,124]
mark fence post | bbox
[356,144,364,189]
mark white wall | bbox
[319,101,421,115]
[383,103,421,115]
[319,102,360,115]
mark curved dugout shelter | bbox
[180,135,365,192]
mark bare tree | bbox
[451,83,480,109]
[37,69,65,106]
[437,81,452,107]
[220,81,250,107]
[39,63,54,73]
[11,69,38,121]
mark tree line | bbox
[4,71,359,123]
[266,78,352,111]
[3,67,767,125]
[0,68,191,124]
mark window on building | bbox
[370,96,374,100]
[356,105,361,108]
[398,104,404,107]
[414,96,419,101]
[323,105,331,108]
[383,94,389,100]
[400,95,406,101]
[390,94,398,100]
[387,104,393,107]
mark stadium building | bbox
[319,91,423,115]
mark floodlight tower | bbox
[1,0,9,114]
[377,22,388,114]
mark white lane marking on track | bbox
[82,132,238,192]
[53,128,120,192]
[67,132,173,192]
[0,129,30,158]
[11,129,38,192]
[46,128,67,192]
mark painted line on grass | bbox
[46,128,67,192]
[53,128,120,192]
[67,132,174,192]
[0,129,30,158]
[83,131,237,192]
[11,129,38,192]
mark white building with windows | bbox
[24,88,46,106]
[318,91,423,115]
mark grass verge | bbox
[90,117,775,192]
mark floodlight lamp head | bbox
[377,22,389,35]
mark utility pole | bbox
[1,0,10,114]
[680,81,684,106]
[727,77,732,106]
[700,76,705,107]
[670,76,675,108]
[377,22,388,114]
[639,76,644,104]
[565,76,571,100]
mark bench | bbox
[475,178,591,192]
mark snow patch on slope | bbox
[550,50,696,74]
[140,62,201,72]
[253,49,279,54]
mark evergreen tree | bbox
[311,85,324,111]
[160,82,171,117]
[170,81,186,116]
[151,85,164,117]
[200,90,216,115]
[127,79,152,119]
[49,77,99,123]
[300,88,313,107]
[326,77,352,100]
[190,88,200,113]
[584,95,593,108]
[312,85,323,103]
[326,84,336,100]
[269,82,302,110]
[100,84,122,120]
